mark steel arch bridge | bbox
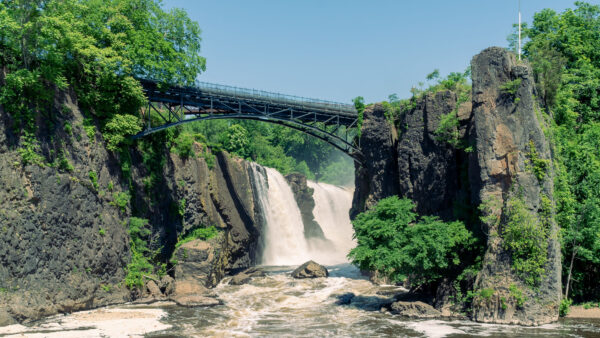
[132,79,362,161]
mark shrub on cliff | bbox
[348,196,476,289]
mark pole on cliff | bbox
[518,0,522,60]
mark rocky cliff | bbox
[0,88,263,325]
[352,47,560,325]
[469,47,560,325]
[285,173,325,239]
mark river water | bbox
[2,167,600,337]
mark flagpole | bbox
[518,0,522,60]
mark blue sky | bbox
[164,0,582,104]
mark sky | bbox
[163,0,584,104]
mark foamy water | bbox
[0,306,171,337]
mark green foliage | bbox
[125,217,152,289]
[103,114,143,152]
[0,0,206,161]
[174,226,219,251]
[88,171,98,190]
[503,196,549,287]
[353,96,365,137]
[98,228,106,236]
[514,1,600,301]
[348,196,476,287]
[63,122,72,135]
[178,198,186,217]
[55,150,74,172]
[112,192,131,213]
[478,288,495,300]
[526,140,550,182]
[172,132,195,159]
[83,118,96,142]
[499,78,522,95]
[509,284,527,308]
[559,298,572,317]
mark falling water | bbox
[249,164,311,265]
[308,181,355,264]
[249,162,355,266]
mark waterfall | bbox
[249,164,311,265]
[249,162,355,266]
[307,181,355,264]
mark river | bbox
[1,167,600,337]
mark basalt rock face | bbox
[0,90,263,324]
[396,90,472,219]
[0,91,131,324]
[353,47,560,325]
[350,103,400,219]
[469,47,560,325]
[285,173,325,239]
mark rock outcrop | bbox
[390,301,442,318]
[351,103,400,219]
[0,86,264,323]
[0,91,131,324]
[285,173,325,239]
[469,47,560,325]
[353,47,560,325]
[396,90,471,219]
[291,260,329,278]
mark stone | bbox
[390,301,442,318]
[146,280,161,297]
[159,275,175,296]
[285,173,326,239]
[171,294,222,307]
[469,47,560,325]
[229,267,266,285]
[291,260,328,279]
[0,308,16,326]
[351,103,400,218]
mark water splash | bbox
[307,181,355,264]
[249,164,310,265]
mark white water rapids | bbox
[3,164,599,337]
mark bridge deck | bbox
[135,78,361,160]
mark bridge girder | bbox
[133,79,363,162]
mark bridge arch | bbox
[133,79,362,162]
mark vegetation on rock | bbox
[349,196,476,289]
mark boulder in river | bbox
[291,260,329,278]
[229,267,266,285]
[390,301,442,318]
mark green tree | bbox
[516,1,600,301]
[349,196,476,289]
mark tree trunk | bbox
[565,245,577,300]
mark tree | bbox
[517,1,600,301]
[348,196,476,289]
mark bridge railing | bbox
[193,81,357,115]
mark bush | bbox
[559,298,572,317]
[175,226,219,251]
[503,196,549,287]
[348,196,476,288]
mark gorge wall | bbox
[353,47,560,325]
[0,87,262,324]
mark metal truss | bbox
[133,79,362,162]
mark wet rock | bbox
[390,301,442,318]
[146,280,161,297]
[171,294,222,307]
[335,293,355,305]
[291,261,328,279]
[229,267,266,285]
[285,173,326,239]
[159,275,175,296]
[0,309,15,326]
